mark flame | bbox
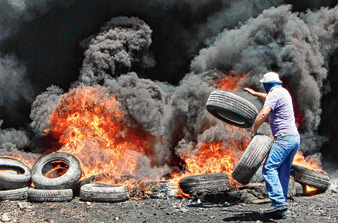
[46,86,157,187]
[305,185,318,194]
[215,73,247,91]
[293,151,323,171]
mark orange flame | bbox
[293,151,323,172]
[305,185,318,194]
[215,73,247,91]
[46,86,157,187]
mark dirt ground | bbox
[1,186,338,223]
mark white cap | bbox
[259,72,282,83]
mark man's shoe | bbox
[263,205,288,214]
[263,205,288,219]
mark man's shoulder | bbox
[269,86,289,96]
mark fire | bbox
[305,185,318,194]
[46,86,156,187]
[215,73,247,91]
[293,151,323,171]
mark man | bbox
[244,72,300,219]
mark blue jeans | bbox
[262,135,300,206]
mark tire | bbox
[0,157,31,189]
[291,164,330,191]
[295,181,304,196]
[206,91,258,128]
[28,188,73,202]
[31,152,82,189]
[179,173,230,195]
[80,184,129,202]
[0,187,28,201]
[250,165,264,183]
[232,135,273,185]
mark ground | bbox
[1,190,338,223]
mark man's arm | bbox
[244,87,267,101]
[251,106,271,137]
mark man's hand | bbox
[244,87,256,96]
[244,87,268,101]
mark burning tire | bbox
[28,188,73,202]
[31,152,82,189]
[206,91,258,128]
[232,135,273,185]
[0,157,31,189]
[291,164,330,191]
[80,183,129,202]
[0,187,28,201]
[178,173,230,195]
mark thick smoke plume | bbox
[79,17,154,85]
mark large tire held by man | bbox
[232,135,273,185]
[291,164,330,191]
[28,188,73,202]
[0,187,28,201]
[179,173,230,195]
[80,184,129,202]
[0,157,31,189]
[31,152,82,189]
[206,91,258,128]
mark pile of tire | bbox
[0,152,130,203]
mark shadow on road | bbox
[223,210,277,222]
